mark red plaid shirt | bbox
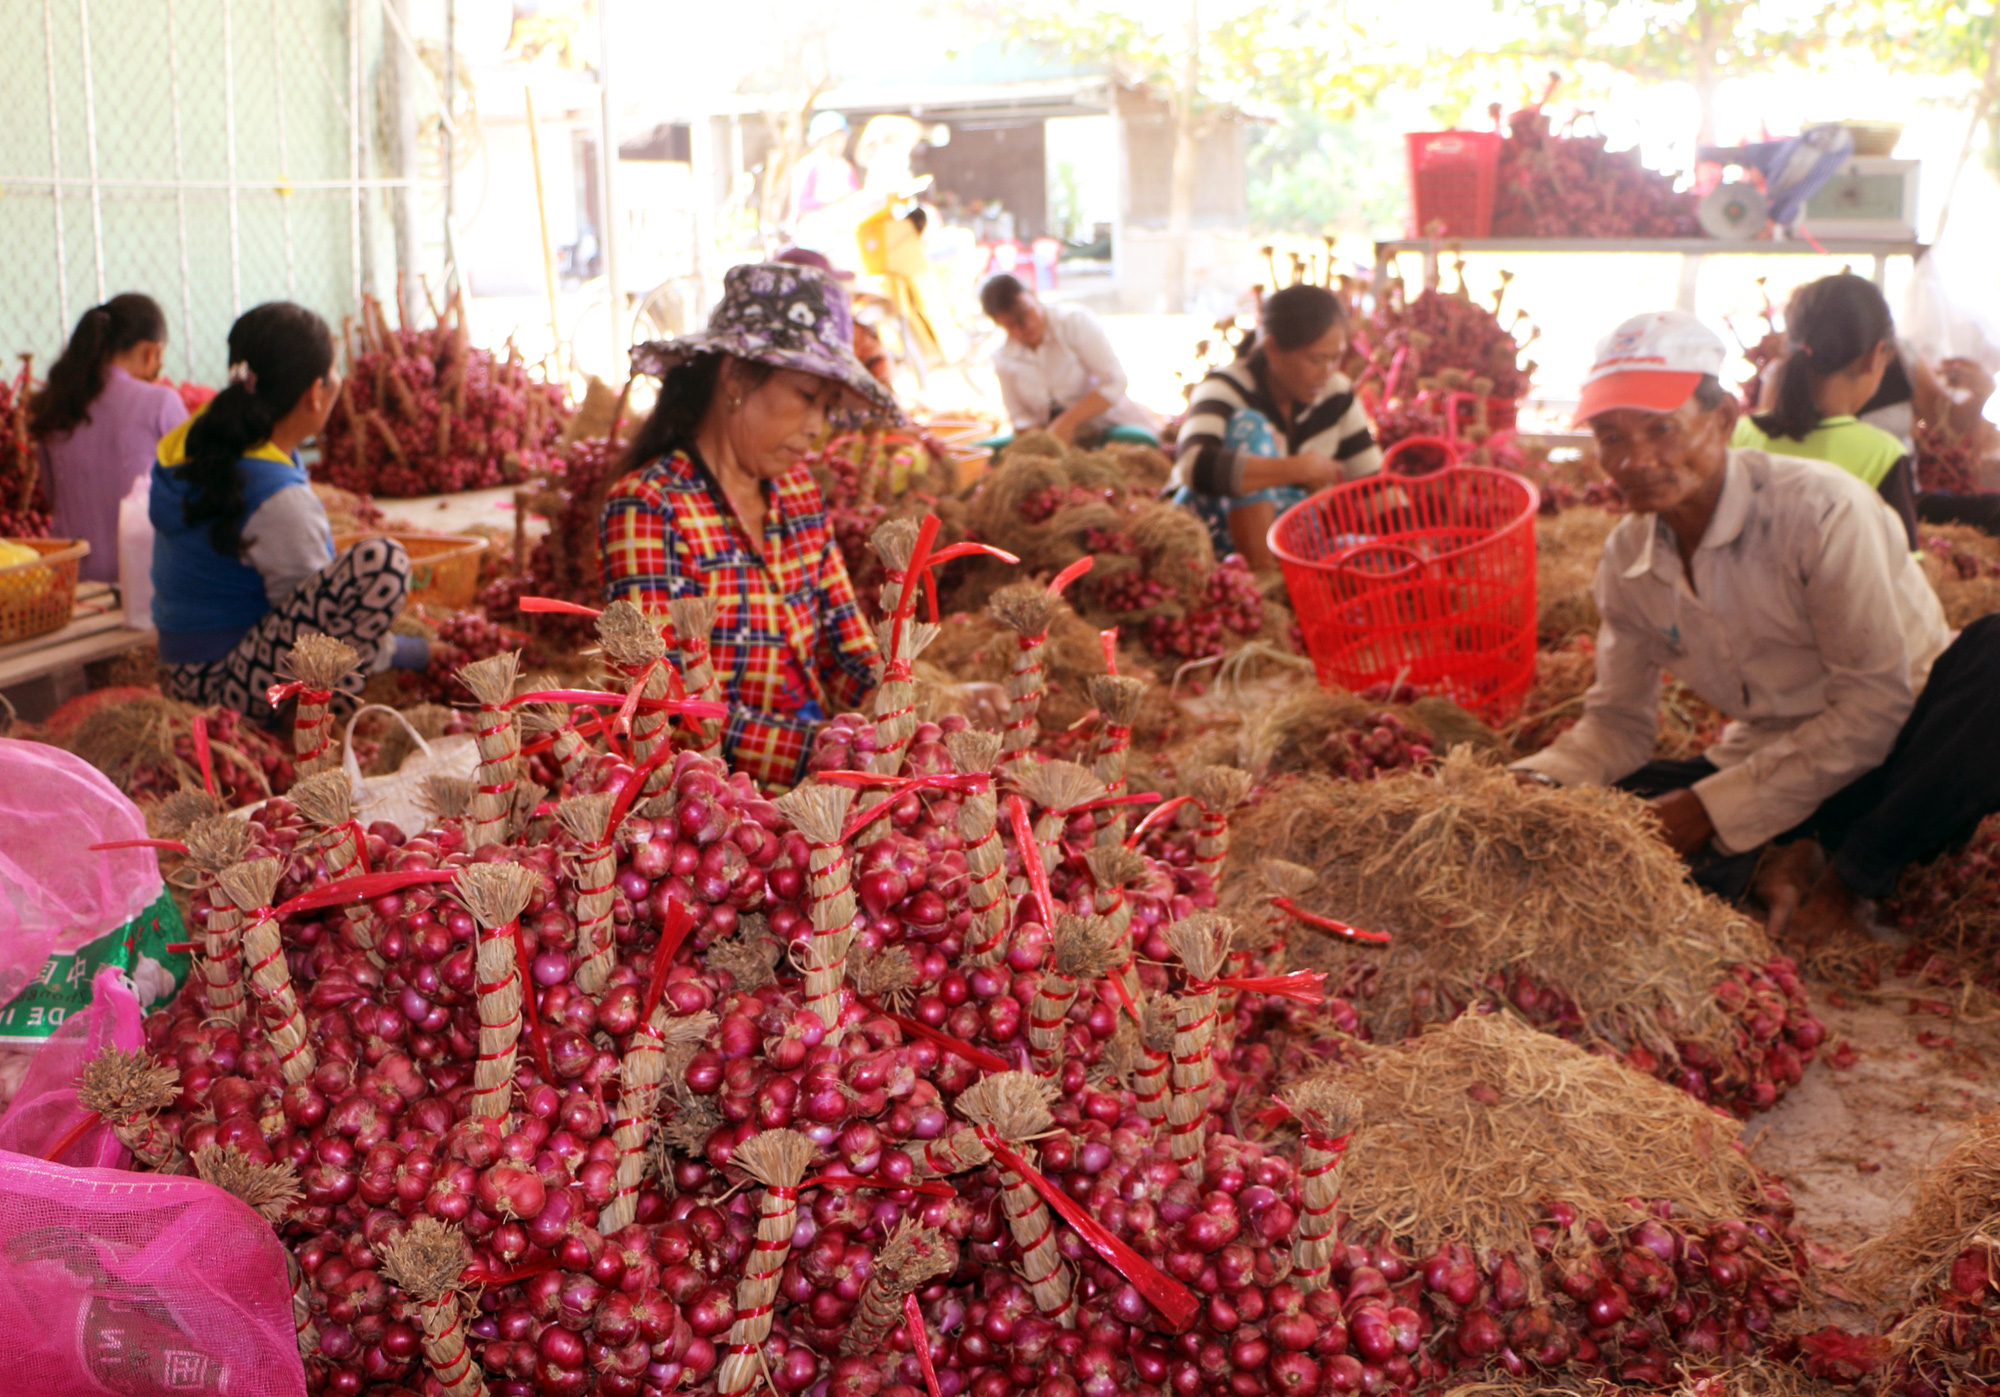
[600,448,878,788]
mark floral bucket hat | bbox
[630,261,901,422]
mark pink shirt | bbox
[42,366,187,582]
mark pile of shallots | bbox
[82,521,1832,1397]
[315,290,568,498]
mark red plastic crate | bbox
[1405,131,1502,238]
[1269,465,1539,722]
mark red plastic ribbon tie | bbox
[906,1293,943,1397]
[508,917,555,1083]
[1271,897,1393,946]
[1004,795,1054,929]
[638,898,696,1027]
[609,740,682,830]
[264,679,310,708]
[985,1137,1197,1331]
[1047,556,1094,599]
[840,773,992,842]
[516,596,604,618]
[507,688,728,723]
[190,716,217,798]
[800,1173,954,1198]
[1100,628,1119,675]
[1216,970,1327,1005]
[867,1000,1010,1073]
[1251,1102,1292,1131]
[1067,790,1162,817]
[42,1110,104,1163]
[1125,794,1197,849]
[275,868,458,918]
[90,838,191,855]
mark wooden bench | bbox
[0,582,154,717]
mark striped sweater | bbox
[1171,356,1380,496]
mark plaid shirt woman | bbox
[600,446,878,787]
[600,260,901,789]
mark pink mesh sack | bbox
[0,738,164,1007]
[0,965,145,1167]
[0,1145,306,1396]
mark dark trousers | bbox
[1918,492,2000,538]
[1617,614,2000,901]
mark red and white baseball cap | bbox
[1575,311,1728,425]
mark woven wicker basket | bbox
[334,532,487,611]
[0,538,88,645]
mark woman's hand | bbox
[1286,452,1343,489]
[1236,452,1342,494]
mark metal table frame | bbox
[1372,237,1927,311]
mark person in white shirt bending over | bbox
[981,274,1161,449]
[1511,311,2000,948]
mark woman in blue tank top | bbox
[151,301,428,723]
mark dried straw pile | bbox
[1234,670,1506,777]
[924,599,1178,743]
[55,692,295,803]
[1850,1114,2000,1393]
[1319,1013,1765,1268]
[1504,637,1726,762]
[1535,506,1618,643]
[1919,523,2000,630]
[944,434,1216,619]
[1228,750,1807,1107]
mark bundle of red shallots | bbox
[1489,102,1702,239]
[482,432,631,653]
[315,288,568,498]
[79,520,1814,1397]
[951,439,1274,666]
[1227,754,1825,1118]
[1,354,50,537]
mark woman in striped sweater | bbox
[1169,284,1381,570]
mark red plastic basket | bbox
[1405,131,1502,238]
[1269,466,1539,721]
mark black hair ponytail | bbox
[1239,282,1348,362]
[1752,273,1894,442]
[182,301,333,557]
[28,292,168,437]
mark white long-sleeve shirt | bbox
[1512,448,1951,853]
[992,301,1159,436]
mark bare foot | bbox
[1786,866,1868,953]
[1751,840,1825,939]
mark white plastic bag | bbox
[116,473,154,630]
[1903,249,2000,373]
[340,704,480,836]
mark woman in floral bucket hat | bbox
[601,261,902,788]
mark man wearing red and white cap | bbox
[1512,311,2000,947]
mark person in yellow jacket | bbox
[1732,274,1917,548]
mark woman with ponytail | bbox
[27,294,184,582]
[1734,273,1919,548]
[151,302,426,722]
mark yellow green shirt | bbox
[1730,414,1905,491]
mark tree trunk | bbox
[1163,0,1201,314]
[1691,8,1720,147]
[1936,18,2000,244]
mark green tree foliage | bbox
[1857,2,2000,236]
[1247,109,1408,236]
[954,0,1395,306]
[1490,0,1838,142]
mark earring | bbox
[731,395,743,410]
